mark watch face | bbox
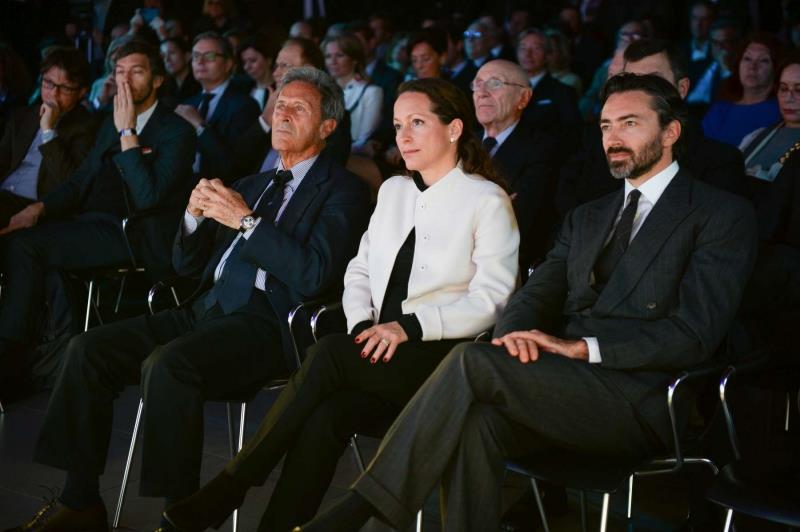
[241,215,256,230]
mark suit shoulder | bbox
[327,161,370,194]
[158,108,197,136]
[689,174,752,214]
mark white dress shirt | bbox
[183,154,319,291]
[584,160,680,363]
[482,121,518,157]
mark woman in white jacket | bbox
[164,77,520,532]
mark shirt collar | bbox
[483,120,518,148]
[624,160,679,206]
[529,72,546,88]
[276,152,320,190]
[204,78,230,98]
[135,101,158,134]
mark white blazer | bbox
[342,166,520,340]
[343,79,383,149]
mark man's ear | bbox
[319,118,337,140]
[152,74,164,91]
[518,87,533,110]
[677,77,690,99]
[662,119,681,149]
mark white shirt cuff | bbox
[241,217,262,239]
[583,337,602,363]
[41,129,57,143]
[258,116,271,134]
[182,210,205,234]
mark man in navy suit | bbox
[175,31,260,183]
[16,67,370,531]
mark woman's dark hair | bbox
[396,78,505,189]
[161,36,191,54]
[239,33,281,65]
[777,51,800,82]
[406,27,448,57]
[720,32,784,102]
[112,38,166,78]
[39,46,91,88]
[601,73,689,159]
[283,37,325,70]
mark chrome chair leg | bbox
[626,474,634,518]
[723,508,734,532]
[114,275,127,314]
[786,392,791,432]
[226,403,236,458]
[599,493,611,532]
[0,400,5,413]
[84,279,94,331]
[113,398,144,528]
[415,509,423,532]
[579,491,587,532]
[530,478,550,532]
[350,434,366,472]
[231,402,247,532]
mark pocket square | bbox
[142,147,153,154]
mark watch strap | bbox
[119,127,137,137]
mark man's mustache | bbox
[606,147,633,156]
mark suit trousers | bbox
[223,333,465,531]
[0,213,129,342]
[33,291,286,497]
[0,190,34,229]
[353,341,663,532]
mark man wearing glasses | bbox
[0,48,97,229]
[175,31,260,184]
[472,59,557,270]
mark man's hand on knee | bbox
[0,202,44,236]
[491,330,589,363]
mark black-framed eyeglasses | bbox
[192,51,227,63]
[470,77,528,92]
[41,77,80,94]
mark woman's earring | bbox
[449,137,455,144]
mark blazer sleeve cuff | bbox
[351,320,373,336]
[396,313,423,341]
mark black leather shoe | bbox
[162,471,247,532]
[3,499,108,532]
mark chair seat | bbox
[69,264,145,279]
[506,450,644,494]
[707,460,800,527]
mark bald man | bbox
[474,59,558,269]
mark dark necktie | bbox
[206,170,294,313]
[198,93,214,121]
[483,136,498,153]
[593,189,642,291]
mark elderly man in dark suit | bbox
[175,31,260,183]
[297,73,758,532]
[0,39,196,385]
[11,66,370,531]
[0,48,97,228]
[557,39,748,217]
[473,59,558,270]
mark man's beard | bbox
[132,84,154,105]
[606,136,663,180]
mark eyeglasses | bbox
[778,85,800,99]
[463,30,483,40]
[470,77,528,92]
[192,51,227,63]
[41,77,80,94]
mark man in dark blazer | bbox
[296,74,758,532]
[0,40,195,380]
[12,67,370,531]
[175,31,260,183]
[516,28,582,162]
[0,48,97,228]
[556,39,747,217]
[473,59,558,270]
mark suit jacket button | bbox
[646,302,657,309]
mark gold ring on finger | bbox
[380,338,390,346]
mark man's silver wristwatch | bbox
[119,127,137,137]
[239,214,258,233]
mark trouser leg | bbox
[354,342,659,530]
[258,390,396,532]
[139,295,285,497]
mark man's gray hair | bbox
[279,67,345,123]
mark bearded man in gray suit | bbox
[295,73,759,532]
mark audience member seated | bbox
[407,28,448,81]
[88,35,129,113]
[175,31,260,183]
[163,76,519,532]
[463,19,494,69]
[683,1,716,88]
[232,38,351,179]
[473,59,558,269]
[9,66,370,531]
[686,18,741,114]
[558,39,748,215]
[516,28,582,160]
[239,34,280,110]
[579,20,648,120]
[0,39,196,393]
[192,0,246,36]
[0,48,97,229]
[545,28,583,95]
[322,33,382,154]
[295,73,759,532]
[702,33,783,147]
[0,43,32,132]
[159,37,201,107]
[349,19,402,111]
[442,22,478,97]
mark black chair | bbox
[708,356,800,531]
[111,281,316,531]
[504,359,734,532]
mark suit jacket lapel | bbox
[594,171,695,312]
[575,190,622,290]
[11,107,40,171]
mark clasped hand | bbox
[187,178,251,229]
[354,322,408,364]
[491,329,589,364]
